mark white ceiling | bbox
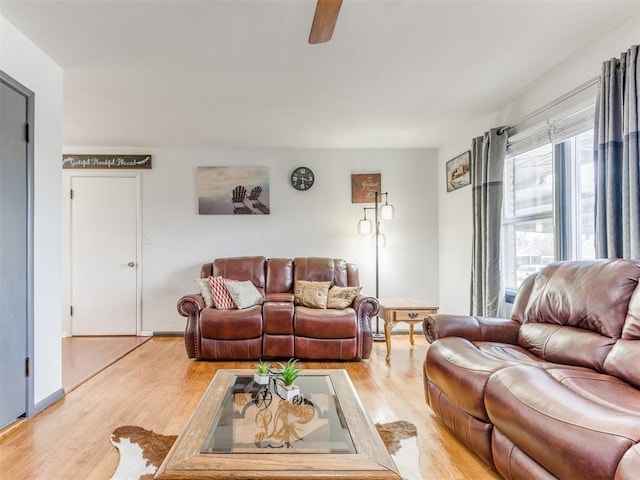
[1,0,638,148]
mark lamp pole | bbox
[373,191,384,341]
[356,190,392,341]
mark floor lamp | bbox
[357,191,394,341]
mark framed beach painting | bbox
[446,151,471,192]
[197,166,270,215]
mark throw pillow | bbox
[194,278,214,308]
[208,276,237,310]
[327,286,362,309]
[294,280,331,309]
[224,280,264,309]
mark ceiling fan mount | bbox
[309,0,343,44]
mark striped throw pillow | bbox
[208,276,237,310]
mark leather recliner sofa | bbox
[423,259,640,480]
[177,256,379,361]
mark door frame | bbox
[0,71,35,419]
[63,171,143,336]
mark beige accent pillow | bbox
[224,280,264,309]
[194,278,214,308]
[294,280,331,309]
[327,286,362,309]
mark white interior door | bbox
[70,176,139,335]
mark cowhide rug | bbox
[109,426,177,480]
[110,420,420,480]
[375,420,421,480]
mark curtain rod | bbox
[498,75,600,135]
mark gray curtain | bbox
[594,44,640,259]
[470,128,508,316]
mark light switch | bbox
[143,234,152,245]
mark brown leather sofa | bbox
[423,259,640,480]
[177,256,379,361]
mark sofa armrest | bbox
[177,294,205,359]
[352,295,378,359]
[177,293,205,317]
[264,292,294,303]
[353,294,380,318]
[423,314,520,344]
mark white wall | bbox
[437,16,640,315]
[1,16,64,405]
[63,147,439,333]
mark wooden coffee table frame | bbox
[155,369,400,479]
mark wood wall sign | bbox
[62,154,152,169]
[351,173,381,203]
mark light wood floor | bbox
[0,335,499,480]
[62,336,151,392]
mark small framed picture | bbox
[351,173,381,203]
[446,151,471,192]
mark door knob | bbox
[127,262,135,268]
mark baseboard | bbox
[34,388,65,416]
[152,331,183,337]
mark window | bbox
[503,122,595,291]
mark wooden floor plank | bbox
[0,336,499,480]
[62,335,151,392]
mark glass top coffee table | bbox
[156,369,400,479]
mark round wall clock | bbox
[290,166,315,191]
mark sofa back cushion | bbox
[211,256,267,295]
[514,259,640,369]
[518,323,616,370]
[518,260,640,336]
[603,340,640,388]
[265,258,294,294]
[293,257,355,287]
[622,282,640,340]
[603,283,640,387]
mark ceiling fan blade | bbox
[308,0,343,44]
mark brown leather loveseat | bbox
[423,259,640,480]
[177,256,379,361]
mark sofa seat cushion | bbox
[199,306,262,340]
[546,366,640,416]
[294,306,357,339]
[426,337,553,421]
[485,365,640,480]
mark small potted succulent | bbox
[276,358,301,401]
[253,360,272,385]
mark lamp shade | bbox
[371,233,387,248]
[379,203,394,220]
[358,218,372,234]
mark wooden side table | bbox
[378,298,439,361]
